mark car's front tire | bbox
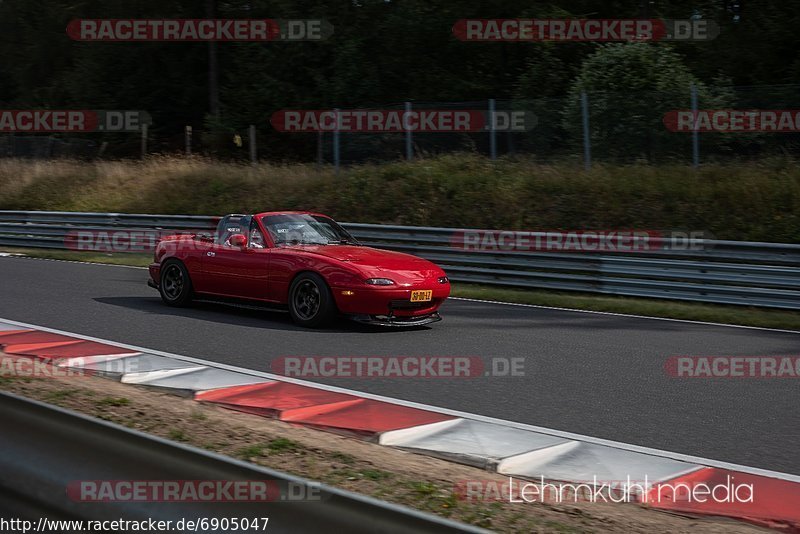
[288,272,336,328]
[159,260,193,307]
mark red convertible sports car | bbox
[148,212,450,327]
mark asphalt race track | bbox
[1,256,798,475]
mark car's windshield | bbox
[260,214,359,246]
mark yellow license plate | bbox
[410,290,433,302]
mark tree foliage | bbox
[0,0,797,159]
[562,43,733,160]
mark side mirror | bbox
[229,233,247,248]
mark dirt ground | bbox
[0,356,772,533]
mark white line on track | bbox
[2,254,798,334]
[1,315,799,484]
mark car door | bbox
[200,218,270,300]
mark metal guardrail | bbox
[0,210,799,310]
[0,391,483,533]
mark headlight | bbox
[438,276,449,284]
[365,278,395,285]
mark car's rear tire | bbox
[288,272,336,328]
[159,260,193,307]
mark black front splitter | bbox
[350,312,442,327]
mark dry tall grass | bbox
[1,155,798,242]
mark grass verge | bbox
[450,284,800,331]
[0,155,798,242]
[0,247,153,267]
[0,371,762,533]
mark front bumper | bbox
[148,263,161,290]
[350,312,442,327]
[331,283,450,317]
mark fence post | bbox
[185,126,192,156]
[488,98,497,160]
[333,108,340,174]
[404,101,413,161]
[691,83,699,168]
[248,124,257,164]
[140,123,148,159]
[580,91,591,171]
[317,131,323,168]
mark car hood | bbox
[294,245,444,282]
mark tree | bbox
[562,43,731,162]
